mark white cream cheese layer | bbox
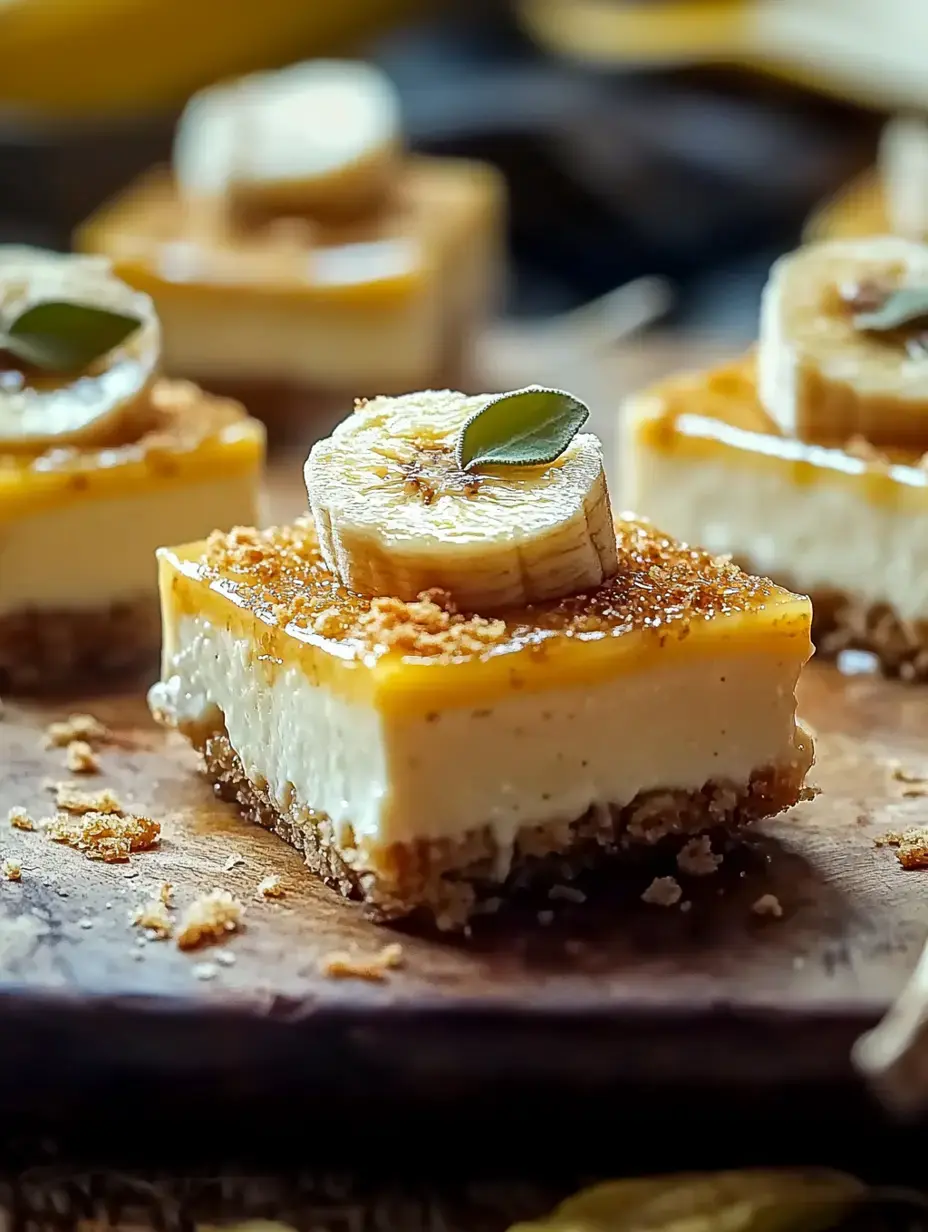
[0,475,258,615]
[625,441,928,621]
[152,614,806,853]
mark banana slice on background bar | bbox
[758,235,928,448]
[305,387,619,612]
[880,114,928,241]
[174,60,402,223]
[0,248,159,453]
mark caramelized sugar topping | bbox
[200,518,782,662]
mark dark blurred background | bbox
[0,0,892,346]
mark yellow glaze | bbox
[0,403,265,523]
[76,158,504,310]
[632,356,928,513]
[158,524,812,720]
[805,170,889,243]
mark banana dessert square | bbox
[76,61,504,434]
[150,389,814,927]
[0,247,265,693]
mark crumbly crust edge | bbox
[807,586,928,683]
[188,727,812,931]
[0,596,161,695]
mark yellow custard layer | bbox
[805,169,889,242]
[630,356,928,513]
[76,157,504,309]
[158,519,812,719]
[0,380,265,522]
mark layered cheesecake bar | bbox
[150,388,813,926]
[623,356,928,680]
[0,247,264,693]
[76,62,505,435]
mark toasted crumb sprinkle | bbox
[321,942,404,981]
[876,826,928,869]
[677,835,723,877]
[175,889,243,951]
[54,784,122,815]
[46,811,160,863]
[44,713,109,749]
[256,874,283,899]
[752,893,783,918]
[641,876,682,907]
[132,900,173,939]
[7,807,34,832]
[356,592,507,658]
[2,859,22,881]
[65,741,100,774]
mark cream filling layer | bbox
[152,614,808,854]
[0,475,259,615]
[154,278,446,387]
[624,443,928,620]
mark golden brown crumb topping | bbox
[175,889,243,950]
[46,810,160,862]
[11,379,250,473]
[196,516,784,662]
[321,942,404,981]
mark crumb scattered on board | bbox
[752,893,783,918]
[43,713,109,749]
[64,741,100,774]
[677,835,722,877]
[7,807,34,832]
[641,876,682,907]
[876,826,928,869]
[2,859,22,882]
[175,890,243,951]
[132,900,173,940]
[53,784,122,815]
[887,761,928,797]
[158,881,173,906]
[321,942,404,982]
[46,810,160,863]
[256,874,284,900]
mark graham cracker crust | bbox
[200,731,812,930]
[808,588,928,683]
[0,596,161,695]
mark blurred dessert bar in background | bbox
[75,60,506,440]
[0,248,264,694]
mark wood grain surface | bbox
[2,336,925,1135]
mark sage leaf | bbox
[456,385,590,473]
[854,285,928,332]
[2,300,143,372]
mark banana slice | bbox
[174,60,402,224]
[757,235,928,448]
[0,247,159,453]
[880,115,928,240]
[305,389,618,612]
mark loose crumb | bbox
[46,811,160,862]
[321,942,404,982]
[2,859,22,882]
[548,884,587,903]
[641,875,682,907]
[752,893,784,918]
[158,881,174,906]
[65,741,100,774]
[193,962,219,981]
[78,918,93,930]
[132,899,173,939]
[43,713,109,749]
[223,853,245,872]
[54,784,122,815]
[175,889,244,951]
[7,807,34,832]
[256,874,283,899]
[677,835,723,877]
[876,826,928,869]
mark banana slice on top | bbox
[174,60,402,224]
[305,389,619,612]
[758,235,928,448]
[0,248,159,453]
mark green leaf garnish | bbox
[456,385,590,473]
[853,286,928,332]
[0,301,143,372]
